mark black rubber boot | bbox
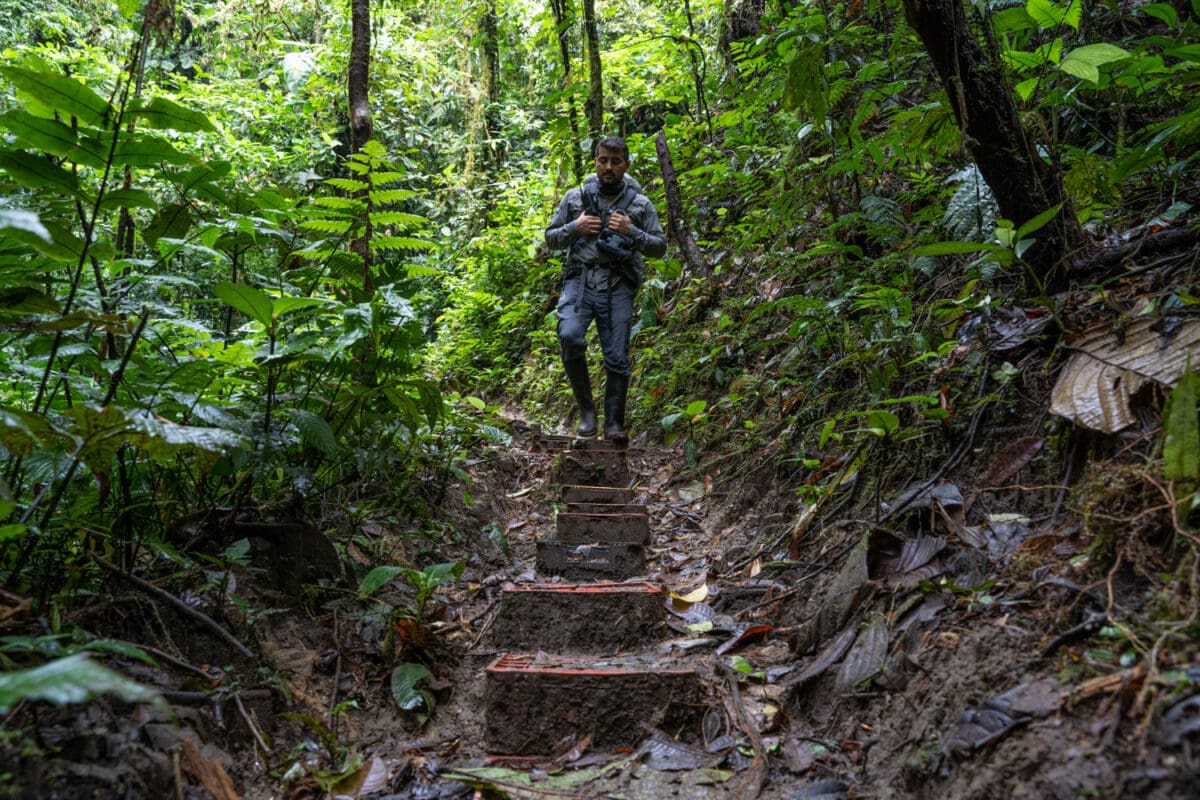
[564,358,597,437]
[603,371,630,441]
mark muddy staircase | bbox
[483,435,705,755]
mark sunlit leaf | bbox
[390,662,432,713]
[0,66,111,128]
[214,282,273,328]
[0,653,164,714]
[129,96,216,133]
[1059,44,1131,83]
[0,209,51,244]
[0,109,78,155]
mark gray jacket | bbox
[545,175,667,284]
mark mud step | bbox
[485,653,705,754]
[536,540,644,580]
[556,511,650,546]
[561,485,635,504]
[491,581,665,652]
[537,434,627,452]
[565,502,647,516]
[553,449,628,487]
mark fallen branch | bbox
[93,555,253,660]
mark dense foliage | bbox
[0,0,1197,723]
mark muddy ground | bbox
[3,400,1200,799]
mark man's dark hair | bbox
[594,135,629,160]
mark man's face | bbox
[594,147,629,194]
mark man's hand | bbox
[607,212,633,235]
[575,211,603,237]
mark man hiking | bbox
[544,136,667,440]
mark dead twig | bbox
[173,747,185,800]
[140,643,217,682]
[327,609,342,731]
[92,555,253,660]
[233,692,272,756]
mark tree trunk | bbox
[550,0,583,182]
[902,0,1083,290]
[480,0,503,172]
[348,0,373,293]
[655,131,708,277]
[582,0,603,140]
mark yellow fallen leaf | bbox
[670,583,709,605]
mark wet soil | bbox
[4,415,1200,799]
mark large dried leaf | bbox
[783,623,857,689]
[983,437,1044,487]
[837,613,890,692]
[1050,317,1200,432]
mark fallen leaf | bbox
[983,437,1044,487]
[1051,316,1200,432]
[671,583,709,605]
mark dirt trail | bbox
[5,421,1199,799]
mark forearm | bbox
[630,214,667,258]
[545,196,579,251]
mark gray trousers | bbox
[556,270,636,376]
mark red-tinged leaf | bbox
[715,624,775,656]
[983,437,1045,487]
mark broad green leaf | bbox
[390,662,432,712]
[0,209,51,243]
[0,406,63,456]
[0,152,81,197]
[0,110,78,155]
[1060,44,1131,83]
[864,409,900,436]
[97,188,158,212]
[358,565,405,597]
[272,296,325,319]
[1164,44,1200,63]
[129,96,216,133]
[214,282,273,328]
[142,203,193,246]
[409,562,463,592]
[1163,373,1200,480]
[0,286,59,316]
[0,66,111,128]
[1016,204,1062,238]
[289,409,336,456]
[0,653,164,714]
[991,7,1036,34]
[1141,3,1178,28]
[113,134,192,167]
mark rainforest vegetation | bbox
[0,0,1198,796]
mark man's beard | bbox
[598,175,622,194]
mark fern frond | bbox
[942,164,998,241]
